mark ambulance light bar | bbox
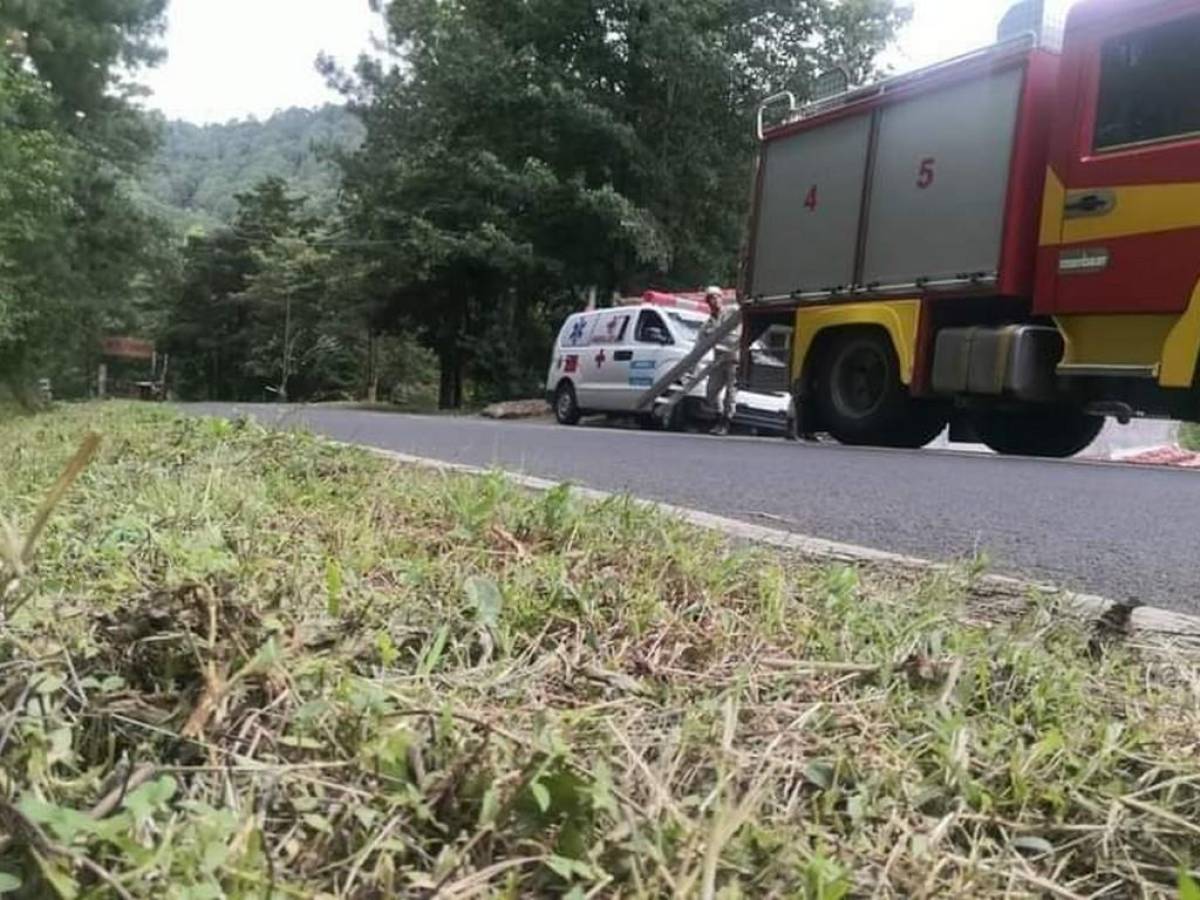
[640,289,736,314]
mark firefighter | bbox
[701,286,739,436]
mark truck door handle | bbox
[1067,195,1106,212]
[614,351,633,361]
[1064,190,1116,217]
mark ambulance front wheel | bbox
[554,381,581,426]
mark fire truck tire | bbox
[815,330,912,446]
[554,381,582,426]
[970,408,1104,458]
[881,401,951,449]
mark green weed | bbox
[0,403,1196,897]
[1181,422,1200,452]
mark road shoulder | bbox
[350,441,1200,648]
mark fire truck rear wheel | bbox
[881,401,951,449]
[554,381,582,426]
[815,330,912,446]
[970,407,1104,458]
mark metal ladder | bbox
[634,309,743,421]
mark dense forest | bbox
[136,106,364,231]
[0,0,171,400]
[1,0,907,410]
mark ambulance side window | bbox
[590,312,630,345]
[1094,14,1200,152]
[635,311,673,345]
[560,315,593,348]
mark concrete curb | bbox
[340,442,1200,647]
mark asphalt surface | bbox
[182,403,1200,615]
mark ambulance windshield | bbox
[668,312,704,340]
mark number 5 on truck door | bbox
[917,158,936,189]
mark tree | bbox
[165,179,308,399]
[134,106,366,232]
[0,59,67,354]
[164,178,364,402]
[331,0,907,407]
[240,238,358,402]
[1,0,166,120]
[0,0,168,397]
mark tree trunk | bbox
[277,292,293,403]
[438,348,456,409]
[365,328,379,403]
[438,344,466,410]
[439,297,468,409]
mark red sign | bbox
[101,337,155,361]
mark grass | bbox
[1180,422,1200,452]
[0,403,1198,898]
[0,385,34,421]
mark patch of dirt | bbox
[481,399,551,420]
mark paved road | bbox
[183,404,1200,614]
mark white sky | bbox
[884,0,1077,71]
[137,0,385,123]
[137,0,1074,124]
[885,0,1027,71]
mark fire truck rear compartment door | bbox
[862,67,1024,288]
[750,113,871,299]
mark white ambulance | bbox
[545,291,791,432]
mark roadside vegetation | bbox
[1181,422,1200,452]
[0,383,46,422]
[1,404,1198,898]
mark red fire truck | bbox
[739,0,1200,456]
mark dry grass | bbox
[0,403,1198,898]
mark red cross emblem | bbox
[594,349,606,368]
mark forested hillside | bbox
[138,106,364,230]
[2,0,907,410]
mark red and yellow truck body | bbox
[741,0,1200,455]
